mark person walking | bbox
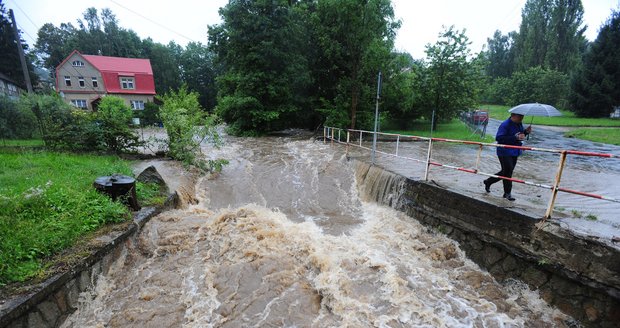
[483,113,531,201]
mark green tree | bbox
[96,96,140,152]
[380,52,418,129]
[313,0,399,129]
[35,22,75,71]
[179,42,217,110]
[514,0,552,71]
[209,0,313,134]
[418,26,482,129]
[158,86,222,170]
[508,66,569,108]
[569,10,620,117]
[514,0,585,74]
[142,39,182,95]
[484,30,516,79]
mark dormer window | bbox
[72,60,85,67]
[120,77,135,90]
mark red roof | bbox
[56,50,156,95]
[82,55,153,75]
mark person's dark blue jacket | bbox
[496,117,526,156]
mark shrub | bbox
[137,101,161,126]
[0,95,38,140]
[158,86,224,171]
[96,96,140,152]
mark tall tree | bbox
[419,26,482,129]
[209,0,313,134]
[514,0,585,74]
[484,30,516,79]
[569,10,620,117]
[546,0,586,73]
[514,0,552,71]
[180,42,218,110]
[313,0,399,129]
[141,39,182,95]
[35,22,75,71]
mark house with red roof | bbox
[55,50,156,111]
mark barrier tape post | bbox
[346,130,350,156]
[544,151,568,219]
[396,135,400,157]
[424,138,433,181]
[474,144,483,172]
[359,130,363,147]
[323,127,326,144]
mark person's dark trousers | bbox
[484,156,518,194]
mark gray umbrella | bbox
[508,103,562,117]
[508,103,562,139]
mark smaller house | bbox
[56,50,156,111]
[0,72,23,99]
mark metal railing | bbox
[323,126,619,219]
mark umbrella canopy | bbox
[508,103,562,117]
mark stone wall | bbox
[355,161,620,327]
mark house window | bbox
[92,77,98,88]
[64,76,71,87]
[130,100,145,110]
[78,77,85,88]
[70,99,88,109]
[72,60,84,67]
[120,77,135,89]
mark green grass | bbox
[482,104,620,127]
[564,128,620,146]
[0,139,45,147]
[385,119,494,143]
[0,151,158,286]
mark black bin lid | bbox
[94,174,135,187]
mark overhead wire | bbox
[107,0,196,42]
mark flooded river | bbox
[61,132,572,327]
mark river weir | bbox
[60,132,573,327]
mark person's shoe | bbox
[503,193,515,201]
[483,180,491,193]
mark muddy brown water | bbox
[61,132,573,327]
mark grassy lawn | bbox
[0,150,162,286]
[0,139,45,147]
[565,128,620,146]
[385,119,494,143]
[481,104,620,127]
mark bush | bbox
[137,101,161,126]
[96,96,140,152]
[158,86,224,171]
[0,95,38,140]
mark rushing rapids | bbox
[61,132,572,327]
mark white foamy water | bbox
[61,132,573,327]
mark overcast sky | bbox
[7,0,619,59]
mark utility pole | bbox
[9,9,33,93]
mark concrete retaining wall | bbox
[0,207,162,328]
[355,161,620,327]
